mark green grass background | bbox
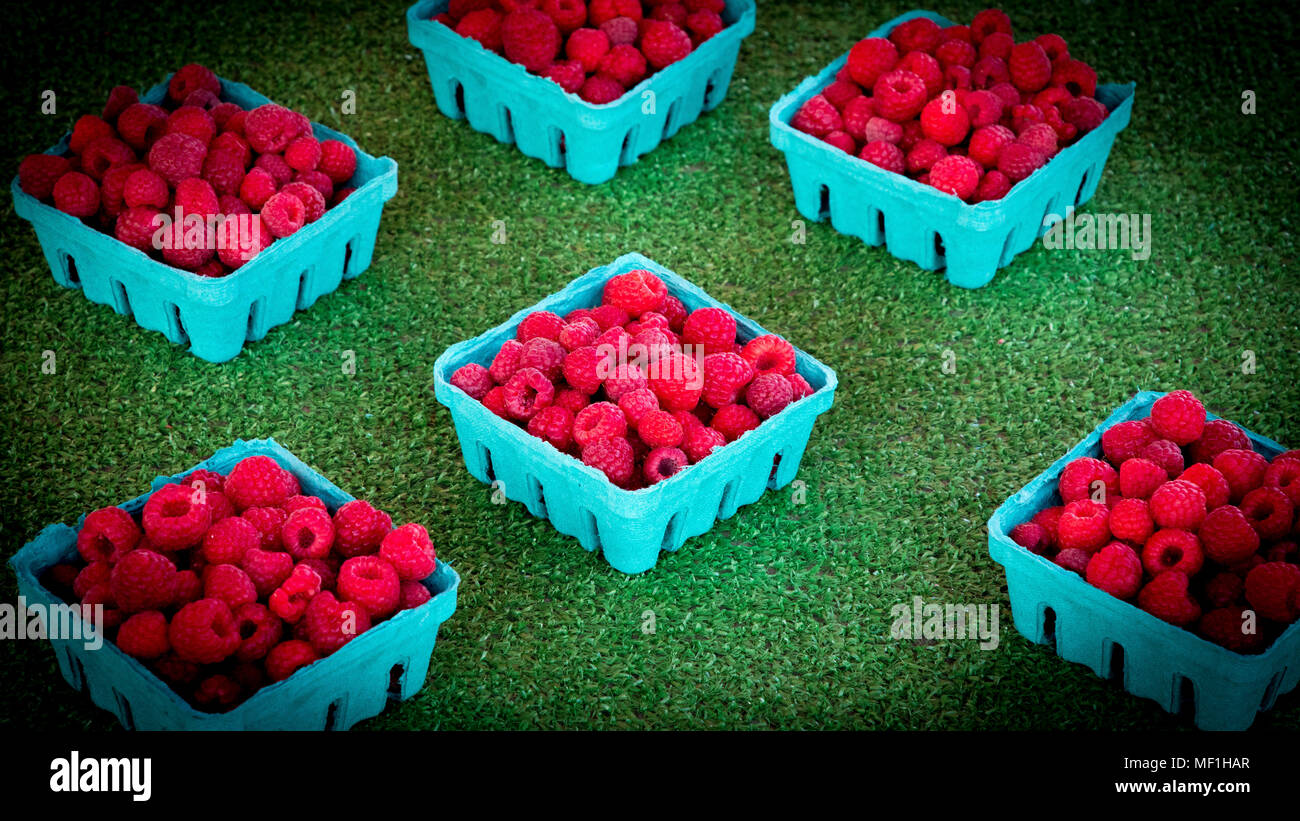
[1,0,1297,730]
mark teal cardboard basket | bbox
[407,0,756,184]
[11,74,399,363]
[433,252,838,573]
[768,10,1135,288]
[9,439,460,731]
[987,391,1299,730]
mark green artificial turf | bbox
[1,0,1297,731]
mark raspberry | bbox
[898,51,943,98]
[209,103,243,131]
[269,564,322,624]
[379,523,438,581]
[1052,58,1098,98]
[1017,122,1059,159]
[327,499,391,559]
[589,0,641,25]
[559,346,606,395]
[51,172,99,218]
[117,103,168,152]
[1188,419,1251,464]
[581,437,635,486]
[928,154,982,200]
[973,170,1011,201]
[787,373,815,401]
[1057,499,1110,552]
[1213,449,1268,503]
[846,36,900,90]
[889,16,941,53]
[745,373,794,418]
[542,60,586,94]
[1137,571,1201,627]
[1145,391,1203,445]
[541,0,586,33]
[635,409,682,449]
[601,15,640,45]
[198,516,258,565]
[337,556,401,619]
[450,363,493,400]
[282,508,335,560]
[166,106,217,147]
[1032,506,1065,548]
[681,308,736,356]
[822,78,862,111]
[1141,528,1203,577]
[710,403,760,443]
[263,639,318,681]
[503,367,555,420]
[203,563,257,610]
[489,339,525,384]
[1200,607,1268,654]
[224,456,291,511]
[647,352,703,411]
[305,591,374,655]
[518,337,566,382]
[612,388,655,427]
[517,310,564,343]
[738,335,795,378]
[582,74,625,103]
[102,84,140,124]
[243,104,299,155]
[841,96,875,142]
[1206,572,1245,608]
[643,446,688,484]
[74,562,112,600]
[872,70,928,122]
[400,580,433,611]
[458,7,504,50]
[1148,479,1206,530]
[259,191,305,238]
[573,401,628,448]
[173,570,203,606]
[972,56,1011,90]
[1240,486,1294,541]
[240,547,294,598]
[858,117,901,145]
[566,27,611,73]
[859,140,904,173]
[237,167,277,210]
[1137,439,1183,479]
[598,44,647,88]
[67,114,113,156]
[483,387,509,419]
[1244,562,1300,623]
[1263,458,1300,507]
[558,318,601,352]
[1177,463,1231,510]
[605,270,668,316]
[649,3,685,26]
[201,148,245,197]
[700,352,754,409]
[523,405,573,450]
[641,20,692,69]
[1118,458,1166,500]
[996,142,1044,182]
[1010,522,1050,555]
[77,506,141,563]
[168,598,239,664]
[1059,457,1119,504]
[1268,541,1300,563]
[1060,96,1107,135]
[281,137,320,174]
[1109,498,1153,545]
[502,8,561,71]
[18,154,72,200]
[1086,542,1142,599]
[916,93,969,147]
[1200,505,1261,565]
[682,425,726,463]
[959,90,1002,130]
[1054,548,1090,576]
[146,132,207,187]
[143,483,212,550]
[967,124,1015,169]
[116,611,171,660]
[936,37,977,69]
[1008,41,1051,93]
[168,63,220,104]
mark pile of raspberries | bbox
[16,63,359,278]
[1010,390,1300,654]
[790,8,1108,203]
[448,268,814,489]
[41,455,438,712]
[431,0,726,104]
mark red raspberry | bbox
[897,51,942,98]
[502,8,561,71]
[822,78,862,111]
[517,310,565,342]
[711,403,760,442]
[1176,463,1231,510]
[847,37,899,88]
[1054,548,1090,576]
[518,337,566,382]
[482,386,509,418]
[566,27,611,72]
[581,437,635,485]
[650,3,686,26]
[260,191,306,238]
[237,167,277,211]
[745,373,794,418]
[18,154,72,200]
[229,603,280,664]
[558,318,601,352]
[165,106,217,147]
[450,363,493,400]
[503,367,556,420]
[641,20,692,69]
[202,149,246,197]
[202,563,257,610]
[1137,571,1201,627]
[143,483,212,550]
[644,446,689,484]
[117,103,169,152]
[681,308,736,355]
[279,180,326,224]
[1016,122,1059,158]
[173,570,203,606]
[1031,506,1065,549]
[1118,457,1166,500]
[967,124,1015,168]
[337,556,401,619]
[77,506,141,563]
[400,580,433,611]
[51,172,99,218]
[889,16,941,53]
[918,93,970,146]
[169,598,239,664]
[269,564,321,623]
[928,154,982,200]
[1060,95,1108,134]
[1200,505,1261,565]
[167,63,220,104]
[144,132,205,187]
[1263,457,1300,507]
[1200,607,1267,654]
[602,15,641,45]
[1206,572,1245,608]
[1148,390,1205,445]
[647,352,703,411]
[1057,499,1110,552]
[637,409,684,448]
[1059,457,1119,504]
[1213,449,1268,503]
[68,114,113,155]
[683,425,726,463]
[172,177,218,218]
[379,523,438,581]
[541,0,586,33]
[944,64,972,91]
[961,89,1004,129]
[972,57,1011,90]
[597,43,647,88]
[589,0,641,26]
[1008,41,1051,92]
[996,142,1044,182]
[841,96,875,142]
[1009,522,1050,555]
[1139,439,1183,478]
[1052,58,1098,98]
[905,139,947,173]
[613,388,656,427]
[1108,497,1153,544]
[243,104,299,155]
[1149,479,1206,530]
[739,334,796,377]
[872,70,928,122]
[315,140,357,186]
[936,37,977,69]
[321,500,388,560]
[265,639,319,681]
[973,170,1011,201]
[573,401,628,448]
[1240,486,1294,541]
[1086,542,1142,599]
[1141,529,1203,577]
[603,270,666,315]
[225,455,295,511]
[1189,419,1251,464]
[457,6,504,50]
[241,548,294,598]
[116,611,171,660]
[489,339,525,385]
[241,506,287,550]
[282,508,335,560]
[559,345,608,396]
[1244,562,1300,623]
[523,405,572,451]
[201,516,260,565]
[74,562,112,599]
[701,352,754,409]
[859,140,904,173]
[102,84,140,124]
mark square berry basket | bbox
[405,0,756,184]
[10,74,399,364]
[987,391,1299,731]
[8,439,460,731]
[768,10,1136,289]
[432,252,838,574]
